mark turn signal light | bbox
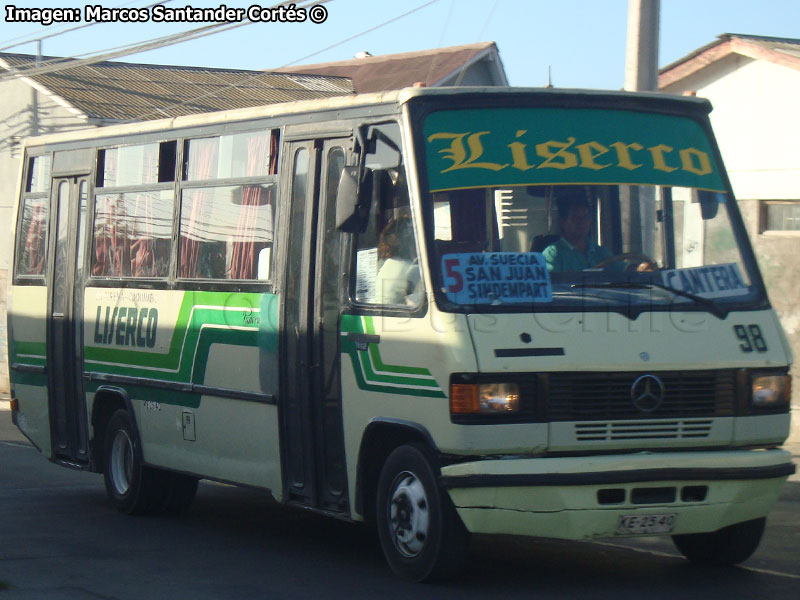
[450,384,479,414]
[450,383,520,415]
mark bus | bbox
[7,87,794,582]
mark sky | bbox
[1,0,799,90]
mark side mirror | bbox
[336,166,370,233]
[364,129,401,170]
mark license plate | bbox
[616,513,676,535]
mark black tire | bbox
[376,444,470,582]
[103,409,165,515]
[672,517,766,566]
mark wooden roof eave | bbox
[659,38,800,89]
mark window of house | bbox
[761,201,800,233]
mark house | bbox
[0,43,509,393]
[274,42,508,92]
[659,33,800,412]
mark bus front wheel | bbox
[672,517,766,566]
[376,444,469,582]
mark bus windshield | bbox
[419,105,761,313]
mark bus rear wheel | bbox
[103,409,198,515]
[376,444,469,582]
[672,517,766,566]
[104,409,163,514]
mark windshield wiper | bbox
[570,281,728,318]
[646,280,728,318]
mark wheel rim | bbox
[388,470,430,557]
[109,428,134,496]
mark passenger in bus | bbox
[542,189,612,272]
[376,215,421,305]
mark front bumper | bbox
[441,449,795,540]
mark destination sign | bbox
[661,263,749,298]
[442,252,552,305]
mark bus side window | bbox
[178,130,278,281]
[93,191,174,278]
[15,155,52,279]
[353,168,421,308]
[16,197,49,277]
[92,142,176,279]
[179,184,275,280]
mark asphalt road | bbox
[1,408,799,599]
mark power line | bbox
[130,0,441,121]
[283,0,440,67]
[454,0,498,86]
[0,0,321,82]
[0,21,249,82]
[2,0,443,124]
[0,0,178,54]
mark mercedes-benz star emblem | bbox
[630,374,665,413]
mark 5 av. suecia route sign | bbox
[442,252,552,305]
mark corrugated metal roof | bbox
[0,53,354,121]
[726,33,800,56]
[274,42,503,92]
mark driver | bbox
[542,189,612,272]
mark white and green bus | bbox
[7,87,794,581]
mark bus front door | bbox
[280,136,351,513]
[47,175,90,466]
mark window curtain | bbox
[229,132,273,279]
[93,144,162,277]
[179,138,218,278]
[92,194,127,276]
[130,193,156,277]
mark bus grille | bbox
[547,370,736,421]
[574,419,713,441]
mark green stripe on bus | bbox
[10,371,47,387]
[362,317,436,377]
[84,291,265,383]
[340,315,445,398]
[340,336,445,398]
[356,349,440,388]
[12,341,46,361]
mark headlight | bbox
[450,382,520,414]
[751,374,791,408]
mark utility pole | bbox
[30,40,42,136]
[621,0,660,254]
[624,0,660,91]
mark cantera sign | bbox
[423,108,726,193]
